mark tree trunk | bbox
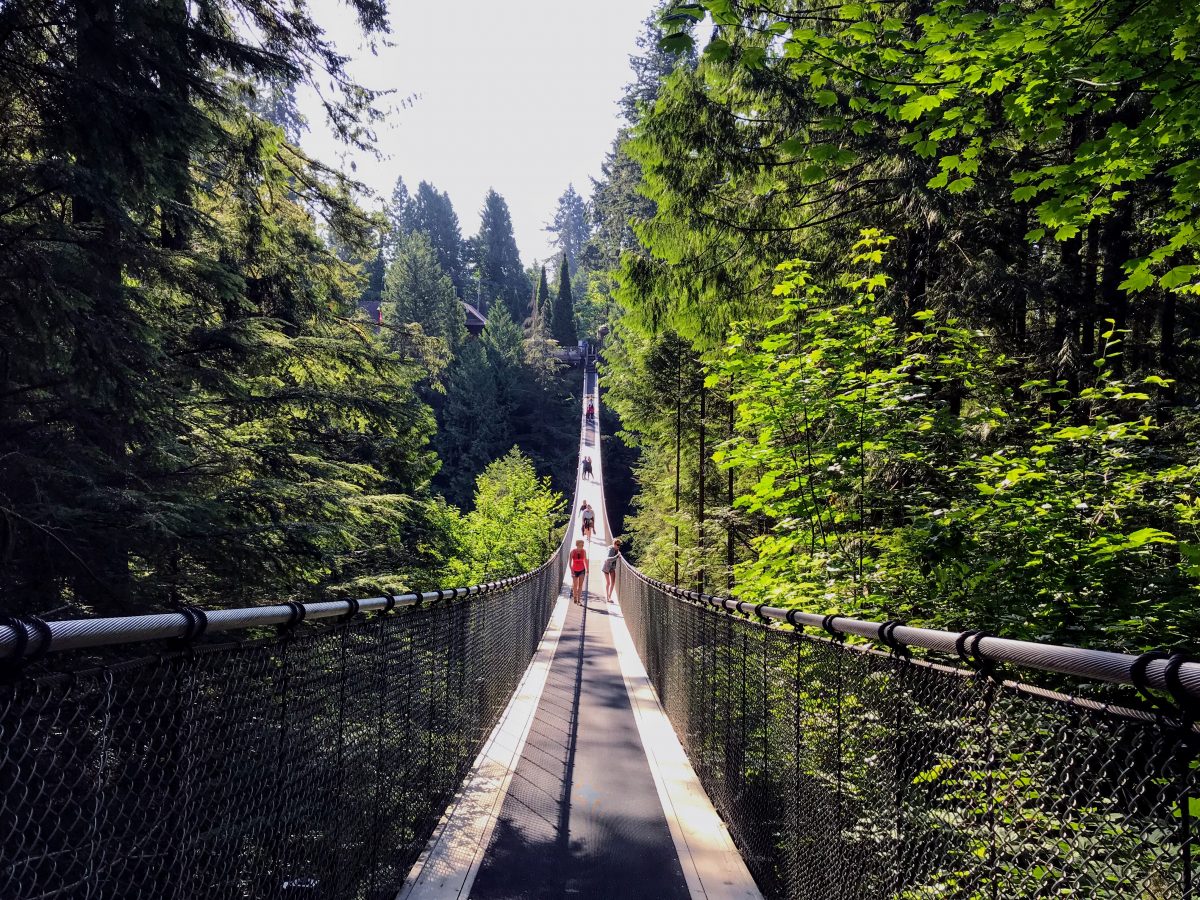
[1098,205,1133,371]
[697,378,706,595]
[72,0,132,612]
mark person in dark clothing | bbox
[582,456,593,479]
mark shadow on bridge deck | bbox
[469,585,688,900]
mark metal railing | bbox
[0,542,569,900]
[618,563,1199,900]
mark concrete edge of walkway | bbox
[605,596,764,900]
[396,578,573,900]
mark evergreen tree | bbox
[536,264,553,325]
[473,189,530,321]
[545,184,590,275]
[525,268,559,384]
[383,230,467,358]
[619,4,696,124]
[0,0,454,615]
[252,78,306,143]
[360,238,387,320]
[480,303,527,400]
[382,176,412,260]
[589,132,654,268]
[587,6,694,270]
[407,182,468,297]
[437,341,507,507]
[551,255,578,346]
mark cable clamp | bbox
[172,606,209,645]
[382,594,398,614]
[1163,650,1200,722]
[785,609,802,629]
[821,614,846,641]
[877,620,909,657]
[954,629,997,676]
[23,616,52,662]
[278,601,307,634]
[0,616,53,675]
[0,616,30,662]
[342,598,361,622]
[1130,648,1171,711]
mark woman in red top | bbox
[569,539,588,606]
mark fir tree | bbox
[360,237,387,321]
[545,184,591,275]
[551,255,578,347]
[0,0,452,614]
[407,182,468,298]
[536,264,553,326]
[473,189,530,322]
[382,176,412,261]
[437,341,506,507]
[525,268,559,384]
[383,230,467,358]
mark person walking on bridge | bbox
[602,538,622,601]
[569,539,588,606]
[580,501,595,540]
[585,400,595,423]
[582,456,593,480]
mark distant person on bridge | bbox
[582,456,593,479]
[580,501,595,539]
[569,539,588,605]
[602,538,621,600]
[585,400,595,423]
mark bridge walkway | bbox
[400,370,760,900]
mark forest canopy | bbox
[3,0,1198,655]
[0,0,579,617]
[593,0,1200,651]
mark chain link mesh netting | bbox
[0,546,566,900]
[618,564,1199,900]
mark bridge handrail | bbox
[621,563,1200,701]
[0,541,568,661]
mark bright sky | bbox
[299,0,655,264]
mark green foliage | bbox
[0,0,457,615]
[599,0,1200,652]
[545,184,591,276]
[603,325,713,584]
[574,270,615,341]
[473,189,531,322]
[551,255,579,347]
[451,449,567,582]
[383,230,467,371]
[436,305,578,510]
[715,234,1200,649]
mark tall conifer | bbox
[407,182,468,298]
[0,0,449,613]
[473,190,530,322]
[551,255,578,346]
[545,184,591,275]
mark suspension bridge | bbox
[1,370,1197,900]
